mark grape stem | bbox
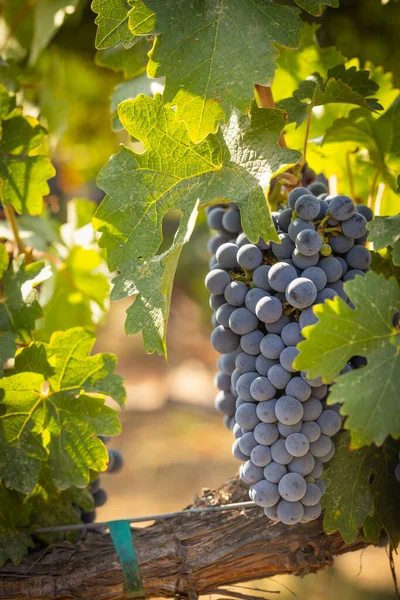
[368,167,383,209]
[301,113,312,167]
[3,203,25,255]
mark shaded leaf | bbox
[95,38,151,79]
[92,0,135,49]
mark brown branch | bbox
[3,204,25,255]
[0,477,368,599]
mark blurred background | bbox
[1,0,400,596]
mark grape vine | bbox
[0,0,399,588]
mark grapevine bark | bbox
[0,477,367,600]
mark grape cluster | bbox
[206,184,373,525]
[80,437,124,524]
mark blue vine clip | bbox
[107,519,145,598]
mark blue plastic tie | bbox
[107,519,144,598]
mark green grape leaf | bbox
[371,249,400,280]
[95,38,151,79]
[322,432,400,544]
[294,272,400,448]
[0,110,56,214]
[30,0,81,64]
[0,327,125,493]
[0,258,51,345]
[94,95,300,353]
[92,0,136,49]
[293,0,338,15]
[278,65,382,128]
[110,74,164,131]
[0,332,17,376]
[367,214,400,251]
[0,483,34,566]
[111,201,199,355]
[128,0,303,142]
[393,240,400,265]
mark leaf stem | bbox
[255,84,287,148]
[368,167,382,210]
[3,203,25,255]
[302,112,312,166]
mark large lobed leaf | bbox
[294,271,400,448]
[0,327,125,493]
[368,213,400,266]
[322,432,400,545]
[94,94,300,354]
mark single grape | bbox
[343,269,365,282]
[278,472,307,501]
[277,499,304,524]
[295,194,320,221]
[278,421,302,437]
[229,307,258,335]
[301,482,322,507]
[342,212,367,239]
[260,334,285,359]
[218,351,238,375]
[299,307,318,331]
[222,208,242,233]
[209,294,226,311]
[308,181,328,196]
[302,397,323,421]
[207,207,225,230]
[235,402,259,429]
[285,433,310,457]
[271,439,294,465]
[236,372,259,401]
[316,288,339,303]
[208,234,229,255]
[320,243,332,257]
[288,218,315,242]
[256,296,283,324]
[81,510,96,524]
[309,434,333,458]
[250,376,276,401]
[214,371,231,391]
[316,199,329,220]
[215,303,236,327]
[233,423,243,439]
[311,384,328,400]
[245,288,270,313]
[279,346,299,373]
[288,187,309,209]
[292,248,320,269]
[275,396,303,425]
[91,478,101,493]
[271,233,295,260]
[255,355,278,377]
[317,410,342,436]
[286,277,317,309]
[309,459,323,479]
[318,257,342,283]
[295,229,322,256]
[356,204,374,222]
[254,422,279,445]
[301,372,323,387]
[251,444,272,467]
[211,326,240,354]
[232,438,248,461]
[328,195,355,221]
[256,399,277,424]
[264,462,287,483]
[329,279,348,301]
[301,502,322,522]
[285,377,311,402]
[264,503,280,521]
[265,313,291,334]
[301,421,321,443]
[267,364,292,389]
[281,322,303,346]
[351,356,367,369]
[252,265,273,291]
[278,208,293,232]
[268,262,298,292]
[251,479,280,508]
[238,432,258,455]
[209,255,218,269]
[215,390,236,415]
[205,269,230,295]
[319,443,336,463]
[216,242,239,268]
[329,234,354,254]
[237,244,263,270]
[93,488,108,508]
[346,245,372,270]
[287,452,315,476]
[239,463,252,485]
[224,281,248,306]
[240,330,265,355]
[301,267,327,292]
[242,460,264,483]
[235,352,257,374]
